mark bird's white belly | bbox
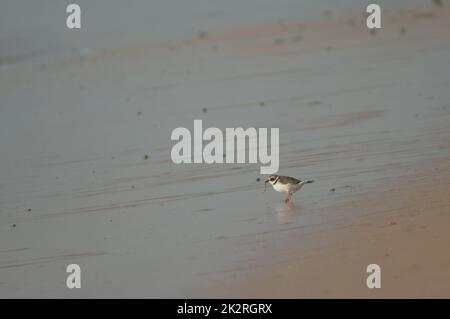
[273,182,302,193]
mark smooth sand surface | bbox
[208,157,450,298]
[1,1,450,298]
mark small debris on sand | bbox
[198,31,208,39]
[330,188,336,192]
[137,111,143,116]
[27,208,32,212]
[305,100,322,107]
[433,0,443,8]
[259,102,265,107]
[256,177,261,182]
[274,38,284,45]
[12,224,16,228]
[144,154,149,160]
[202,107,208,113]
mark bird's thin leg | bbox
[284,192,292,203]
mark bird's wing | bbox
[279,176,302,184]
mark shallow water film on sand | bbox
[1,0,450,298]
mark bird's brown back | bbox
[278,176,302,184]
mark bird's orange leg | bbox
[284,192,293,203]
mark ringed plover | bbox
[265,175,314,203]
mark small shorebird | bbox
[265,175,314,203]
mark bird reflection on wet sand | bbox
[274,202,302,223]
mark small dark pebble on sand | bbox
[330,188,336,192]
[259,102,265,107]
[433,0,443,8]
[12,224,16,228]
[202,107,208,113]
[256,177,261,182]
[198,31,208,39]
[144,155,149,160]
[27,209,32,212]
[274,38,284,45]
[391,222,398,226]
[323,10,332,19]
[306,100,322,107]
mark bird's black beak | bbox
[264,179,268,191]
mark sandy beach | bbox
[1,1,450,298]
[208,157,450,298]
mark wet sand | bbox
[206,157,450,298]
[1,1,450,298]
